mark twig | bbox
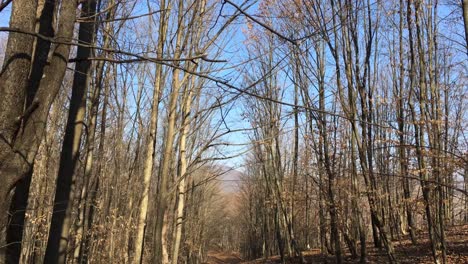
[0,0,12,13]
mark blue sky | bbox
[0,1,255,172]
[0,4,11,36]
[1,1,465,174]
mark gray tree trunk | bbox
[0,0,77,262]
[45,1,96,262]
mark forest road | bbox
[206,251,244,264]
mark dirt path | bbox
[206,251,244,264]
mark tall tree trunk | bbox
[45,1,96,262]
[1,0,77,262]
[170,33,203,262]
[406,1,443,263]
[74,2,117,261]
[132,1,168,262]
[413,1,444,262]
[153,1,184,262]
[330,0,395,261]
[171,84,192,264]
[398,0,417,245]
[0,0,38,261]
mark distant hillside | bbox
[218,168,243,193]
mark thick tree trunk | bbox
[171,75,196,264]
[1,0,76,263]
[153,1,184,263]
[74,3,116,261]
[45,1,96,262]
[0,1,38,261]
[132,3,167,260]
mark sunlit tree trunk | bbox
[132,2,168,263]
[153,1,184,262]
[171,77,196,264]
[73,2,117,261]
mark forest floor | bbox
[206,251,244,264]
[211,224,468,263]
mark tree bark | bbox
[153,1,184,263]
[132,1,168,261]
[0,1,38,261]
[1,0,76,262]
[45,1,96,262]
